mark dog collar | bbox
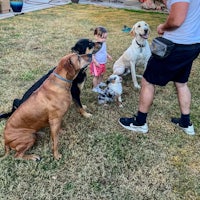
[136,40,145,48]
[136,40,145,53]
[53,72,73,83]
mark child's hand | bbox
[107,54,112,61]
[94,61,100,67]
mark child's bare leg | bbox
[98,74,104,85]
[93,76,99,88]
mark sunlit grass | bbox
[0,4,200,200]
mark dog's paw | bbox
[82,105,87,109]
[22,154,41,161]
[122,69,131,76]
[136,74,143,78]
[119,103,123,108]
[83,112,92,118]
[54,152,62,160]
[79,107,92,118]
[32,155,41,161]
[134,84,141,89]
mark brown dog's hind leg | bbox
[14,134,40,161]
[15,152,41,161]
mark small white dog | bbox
[113,21,151,89]
[98,74,123,107]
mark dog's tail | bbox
[0,98,20,120]
[0,145,10,160]
[0,112,13,119]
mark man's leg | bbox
[118,78,155,133]
[138,77,155,114]
[171,82,195,135]
[175,82,191,114]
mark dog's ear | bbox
[106,77,112,85]
[62,55,77,78]
[71,44,86,55]
[107,76,116,84]
[106,80,109,85]
[130,25,136,37]
[148,26,151,36]
[111,77,116,83]
[71,39,89,55]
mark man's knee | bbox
[174,82,188,89]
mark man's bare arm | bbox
[157,2,189,35]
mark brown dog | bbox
[1,53,91,161]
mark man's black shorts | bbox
[143,43,200,86]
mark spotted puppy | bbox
[98,74,123,107]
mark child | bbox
[90,26,112,93]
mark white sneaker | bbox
[171,117,195,135]
[118,117,148,134]
[181,125,195,135]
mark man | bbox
[119,0,200,135]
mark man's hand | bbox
[156,2,189,35]
[157,24,165,35]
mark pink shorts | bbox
[89,62,106,77]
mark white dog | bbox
[113,21,151,89]
[98,74,123,107]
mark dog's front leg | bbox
[49,120,62,160]
[130,61,140,89]
[117,96,123,108]
[79,106,92,118]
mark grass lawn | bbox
[0,3,200,200]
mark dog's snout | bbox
[86,54,92,63]
[88,53,92,59]
[144,29,148,34]
[93,42,102,54]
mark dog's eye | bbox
[138,25,141,28]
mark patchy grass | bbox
[0,4,200,200]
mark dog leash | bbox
[53,72,73,83]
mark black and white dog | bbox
[0,39,102,119]
[98,74,123,107]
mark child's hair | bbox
[94,26,107,37]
